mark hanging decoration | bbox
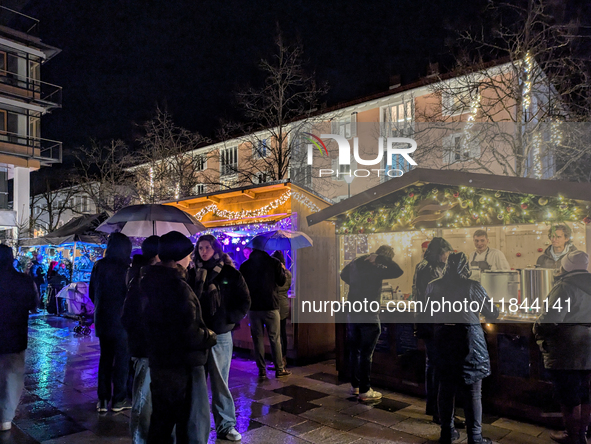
[336,184,591,234]
[194,190,291,220]
[291,191,320,213]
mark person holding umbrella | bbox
[189,234,250,442]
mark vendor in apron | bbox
[471,229,512,272]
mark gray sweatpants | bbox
[249,310,284,372]
[0,350,26,423]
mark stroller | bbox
[55,283,95,336]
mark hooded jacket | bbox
[533,270,591,370]
[0,266,38,354]
[188,254,251,335]
[240,249,286,311]
[278,269,292,320]
[141,264,211,368]
[425,253,499,385]
[536,244,577,269]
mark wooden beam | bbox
[242,190,256,199]
[206,195,220,203]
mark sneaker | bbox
[438,428,460,443]
[350,386,359,396]
[358,388,382,402]
[474,439,492,444]
[1,422,11,431]
[111,400,132,412]
[275,369,292,378]
[96,400,108,412]
[221,427,242,441]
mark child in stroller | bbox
[55,282,95,335]
[73,313,93,335]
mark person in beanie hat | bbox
[89,232,133,413]
[0,244,38,431]
[534,250,591,444]
[141,231,215,444]
[122,235,160,444]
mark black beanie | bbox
[158,231,194,262]
[142,235,160,260]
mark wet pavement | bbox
[2,314,558,443]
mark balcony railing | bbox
[0,131,62,164]
[0,71,62,108]
[0,6,40,37]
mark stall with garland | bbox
[167,181,337,363]
[18,213,108,283]
[307,168,591,426]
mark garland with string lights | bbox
[194,190,291,220]
[337,184,591,234]
[291,191,320,213]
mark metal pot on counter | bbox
[520,268,555,306]
[480,270,520,303]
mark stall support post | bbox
[586,223,591,263]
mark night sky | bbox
[3,0,588,179]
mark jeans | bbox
[130,358,151,444]
[280,318,288,361]
[249,310,284,372]
[98,334,130,403]
[188,365,210,444]
[424,338,439,417]
[148,366,192,444]
[439,378,483,444]
[347,322,381,394]
[0,351,26,423]
[207,332,236,436]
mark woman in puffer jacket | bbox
[534,251,591,444]
[188,235,251,443]
[425,252,499,444]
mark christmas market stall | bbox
[19,213,108,283]
[166,181,336,363]
[307,168,591,426]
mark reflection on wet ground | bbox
[2,314,556,443]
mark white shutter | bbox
[331,120,339,134]
[442,92,453,115]
[442,135,453,165]
[469,137,480,159]
[351,112,357,137]
[331,157,339,181]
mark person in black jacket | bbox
[89,232,132,413]
[0,244,38,432]
[340,245,403,402]
[239,237,289,379]
[121,235,159,444]
[189,234,250,442]
[426,253,498,444]
[272,250,292,371]
[142,231,214,444]
[412,237,454,422]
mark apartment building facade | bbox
[0,7,61,239]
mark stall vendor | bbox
[470,230,511,271]
[536,224,577,270]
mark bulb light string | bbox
[194,190,291,220]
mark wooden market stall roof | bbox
[307,168,591,227]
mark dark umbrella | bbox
[245,230,313,251]
[96,204,206,237]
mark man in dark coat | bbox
[121,235,159,444]
[534,251,591,444]
[141,231,215,444]
[340,245,403,402]
[89,232,133,413]
[0,244,38,432]
[239,238,289,379]
[412,237,454,422]
[426,252,498,444]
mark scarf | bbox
[550,243,571,262]
[195,253,225,316]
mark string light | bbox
[291,191,321,213]
[194,190,291,220]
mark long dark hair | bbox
[0,244,14,271]
[272,250,285,265]
[194,234,224,262]
[104,233,132,262]
[424,237,453,265]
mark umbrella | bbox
[96,204,206,237]
[245,230,313,251]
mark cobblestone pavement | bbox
[1,315,557,443]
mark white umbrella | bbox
[245,230,313,250]
[97,204,206,237]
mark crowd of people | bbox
[341,225,591,444]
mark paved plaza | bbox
[2,315,559,444]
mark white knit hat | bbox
[561,250,589,272]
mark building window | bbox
[0,110,5,134]
[254,172,268,184]
[442,86,476,116]
[443,133,477,164]
[331,113,357,139]
[253,139,269,159]
[0,51,5,76]
[193,184,206,195]
[220,146,238,177]
[220,176,237,190]
[81,196,90,213]
[195,154,206,171]
[382,100,413,137]
[290,165,312,187]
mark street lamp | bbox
[343,174,354,198]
